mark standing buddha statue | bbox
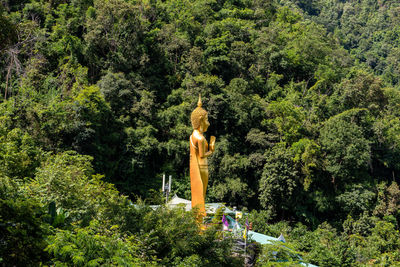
[190,95,216,220]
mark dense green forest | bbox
[1,0,400,265]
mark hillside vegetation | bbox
[1,0,400,265]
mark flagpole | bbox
[244,234,247,259]
[244,217,249,262]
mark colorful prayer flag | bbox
[222,215,229,231]
[245,217,249,230]
[235,211,242,219]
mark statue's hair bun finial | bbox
[191,93,207,129]
[197,94,202,107]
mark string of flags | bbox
[222,214,229,231]
[222,214,250,240]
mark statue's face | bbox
[201,114,210,132]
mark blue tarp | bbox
[247,230,280,244]
[224,215,318,267]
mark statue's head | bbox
[191,95,209,132]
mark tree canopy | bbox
[1,0,400,265]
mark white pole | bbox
[162,174,165,192]
[245,235,247,257]
[169,175,172,193]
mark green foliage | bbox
[291,138,321,190]
[259,143,300,219]
[2,0,397,218]
[267,100,305,143]
[319,109,371,184]
[336,184,375,217]
[0,6,17,51]
[84,0,148,77]
[2,0,400,264]
[0,127,44,179]
[290,0,400,87]
[0,176,50,265]
[131,205,241,266]
[46,220,155,266]
[374,181,400,220]
[257,241,303,266]
[258,216,400,266]
[330,70,386,114]
[24,151,127,226]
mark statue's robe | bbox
[190,133,209,217]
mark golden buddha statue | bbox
[190,95,216,220]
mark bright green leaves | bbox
[275,6,302,25]
[125,125,159,162]
[182,74,225,97]
[336,184,375,216]
[37,2,87,66]
[383,46,400,86]
[368,220,400,255]
[293,0,400,88]
[267,100,306,144]
[96,71,159,193]
[26,151,95,223]
[330,69,386,114]
[209,151,254,205]
[25,150,130,226]
[68,85,121,178]
[133,205,240,266]
[259,105,375,220]
[291,138,321,191]
[223,78,266,132]
[84,0,148,77]
[204,17,255,80]
[253,6,348,84]
[259,144,299,219]
[46,220,151,266]
[74,85,111,125]
[373,87,400,170]
[2,2,400,262]
[257,241,303,266]
[319,109,371,184]
[253,215,400,266]
[97,71,135,120]
[374,181,400,218]
[301,223,350,266]
[344,217,400,265]
[0,127,44,180]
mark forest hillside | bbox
[1,0,400,265]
